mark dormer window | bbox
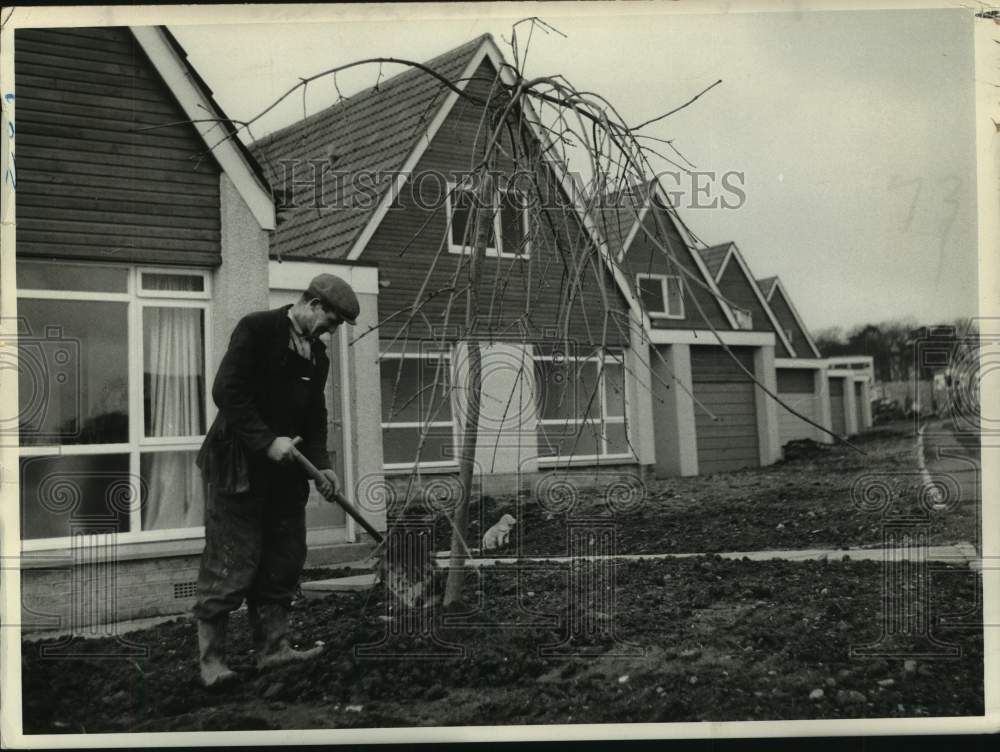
[636,273,683,319]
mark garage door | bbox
[691,346,759,473]
[829,377,846,436]
[777,368,817,446]
[854,381,864,432]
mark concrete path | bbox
[919,419,981,511]
[430,542,979,568]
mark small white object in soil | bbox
[820,588,828,595]
[878,678,895,687]
[618,675,630,684]
[809,689,824,701]
[904,659,918,673]
[688,676,698,685]
[345,705,364,713]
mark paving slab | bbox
[301,573,378,599]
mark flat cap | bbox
[306,273,359,325]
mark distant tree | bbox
[813,326,846,356]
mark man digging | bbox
[192,273,359,687]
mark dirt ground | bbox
[434,425,980,556]
[20,427,984,733]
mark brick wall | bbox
[21,554,201,634]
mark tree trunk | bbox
[443,170,493,607]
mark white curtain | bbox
[143,306,205,530]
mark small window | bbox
[636,274,683,319]
[446,180,529,259]
[380,353,455,469]
[733,307,753,330]
[138,270,209,298]
[534,353,631,463]
[448,181,498,254]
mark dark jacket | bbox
[197,305,332,494]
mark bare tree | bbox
[167,18,854,608]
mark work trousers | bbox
[193,467,309,622]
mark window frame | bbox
[534,351,633,466]
[137,267,212,299]
[379,349,458,473]
[636,273,684,320]
[445,179,531,260]
[17,263,213,551]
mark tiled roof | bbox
[596,180,654,258]
[250,35,488,260]
[756,276,778,299]
[697,243,731,280]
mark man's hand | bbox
[266,435,302,464]
[315,468,340,501]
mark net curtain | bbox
[143,305,205,530]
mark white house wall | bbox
[449,341,540,495]
[650,343,699,477]
[215,174,270,374]
[627,317,656,469]
[774,361,834,446]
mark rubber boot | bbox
[197,615,238,688]
[255,604,323,670]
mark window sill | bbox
[536,454,637,468]
[20,535,206,569]
[383,462,461,475]
[447,245,529,260]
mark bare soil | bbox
[22,559,982,732]
[21,428,983,733]
[434,427,979,557]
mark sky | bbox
[170,3,980,335]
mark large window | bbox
[446,180,530,259]
[636,273,683,319]
[16,261,210,545]
[534,352,631,463]
[380,350,456,471]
